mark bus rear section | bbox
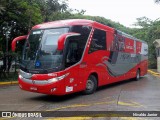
[81,27,148,89]
[11,19,148,95]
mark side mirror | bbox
[11,35,27,52]
[57,32,80,50]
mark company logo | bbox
[2,112,11,117]
[1,112,42,118]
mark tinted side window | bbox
[89,29,106,53]
[111,34,125,52]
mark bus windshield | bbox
[21,28,69,73]
[21,25,91,74]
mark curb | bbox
[0,81,18,86]
[148,69,160,76]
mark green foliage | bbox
[0,0,43,26]
[133,17,153,28]
[0,0,68,54]
[131,17,160,68]
[147,21,160,68]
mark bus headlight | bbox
[19,74,23,79]
[48,73,69,83]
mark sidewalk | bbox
[148,69,160,76]
[0,81,18,86]
[149,69,159,73]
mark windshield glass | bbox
[21,28,69,73]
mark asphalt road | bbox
[0,74,160,120]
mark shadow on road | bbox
[97,78,139,91]
[28,92,82,103]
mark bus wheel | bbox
[135,69,140,81]
[83,75,97,95]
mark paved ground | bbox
[0,73,160,120]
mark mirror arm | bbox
[57,34,67,50]
[57,32,80,50]
[11,35,27,52]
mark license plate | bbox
[30,87,37,91]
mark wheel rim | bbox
[86,80,94,90]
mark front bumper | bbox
[18,77,66,95]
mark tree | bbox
[132,17,160,68]
[0,0,43,53]
[147,20,160,68]
[0,0,6,14]
[133,17,153,28]
[0,5,5,14]
[0,0,70,54]
[34,0,69,22]
[0,0,158,69]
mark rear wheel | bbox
[83,75,97,95]
[135,69,140,81]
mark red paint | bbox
[13,19,148,95]
[136,41,142,54]
[125,38,134,53]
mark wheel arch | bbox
[89,72,99,87]
[138,68,141,76]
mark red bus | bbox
[12,19,148,95]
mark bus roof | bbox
[117,30,147,44]
[32,19,94,29]
[32,19,146,43]
[32,19,114,31]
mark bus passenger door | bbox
[64,40,82,93]
[63,25,92,93]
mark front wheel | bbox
[83,75,97,95]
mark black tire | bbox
[135,69,140,81]
[83,75,97,95]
